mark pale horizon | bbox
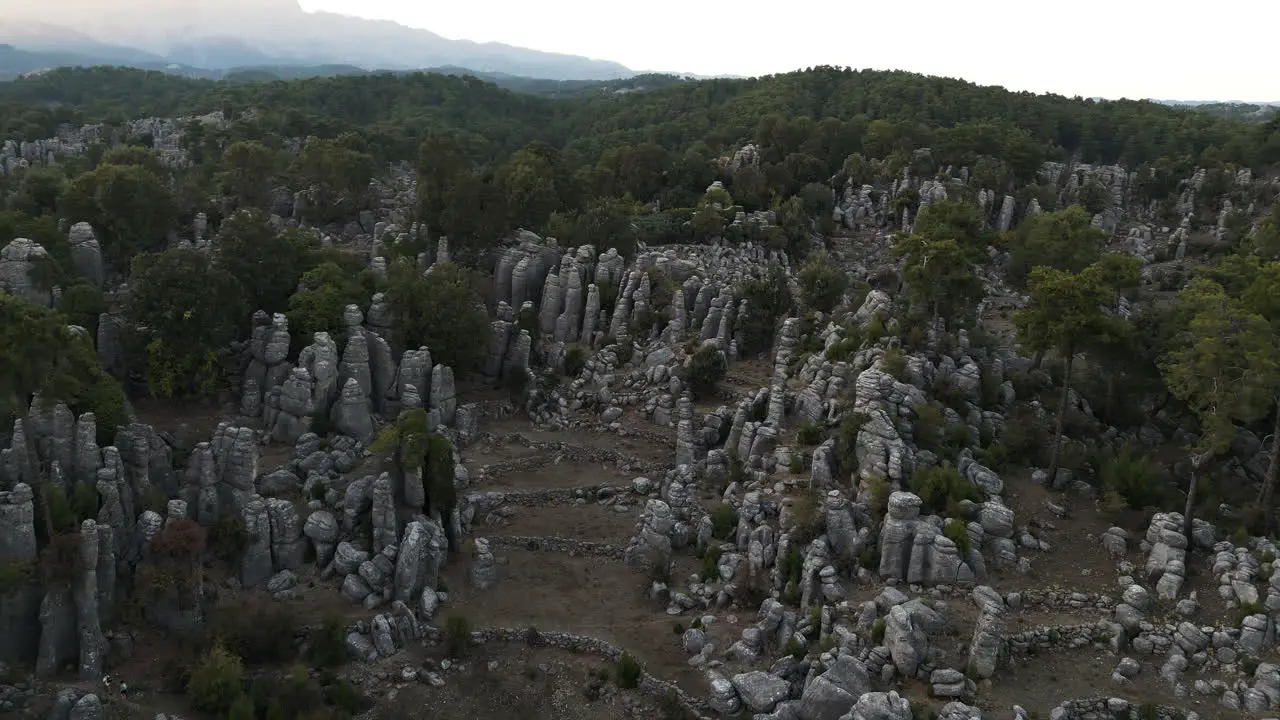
[293,0,1277,102]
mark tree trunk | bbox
[1260,400,1280,535]
[1183,464,1199,544]
[1046,352,1075,484]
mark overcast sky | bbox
[296,0,1277,101]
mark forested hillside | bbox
[3,63,1280,720]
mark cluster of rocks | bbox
[236,307,465,445]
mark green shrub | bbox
[912,402,948,453]
[614,653,642,689]
[710,504,737,540]
[322,678,372,716]
[865,477,891,521]
[687,344,727,399]
[208,599,299,665]
[871,618,886,644]
[781,544,803,586]
[444,614,471,658]
[211,512,250,563]
[798,252,849,312]
[70,482,99,523]
[309,613,349,668]
[833,412,868,476]
[789,454,804,474]
[701,544,724,581]
[788,490,825,546]
[227,693,256,720]
[909,465,982,515]
[859,549,877,570]
[186,644,244,715]
[0,559,36,593]
[41,483,78,534]
[563,345,588,377]
[783,581,801,605]
[785,637,806,659]
[797,421,824,446]
[881,347,908,380]
[943,518,972,557]
[265,699,287,720]
[1097,442,1169,510]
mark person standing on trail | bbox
[102,675,111,694]
[119,681,128,699]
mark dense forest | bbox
[5,60,1280,720]
[1,63,1280,524]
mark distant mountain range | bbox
[0,0,636,80]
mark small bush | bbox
[227,693,256,720]
[798,252,849,313]
[943,518,972,557]
[309,613,349,668]
[187,644,245,715]
[881,347,908,381]
[0,559,36,593]
[781,543,803,586]
[444,614,472,658]
[859,549,877,570]
[208,598,299,665]
[788,490,824,546]
[832,412,868,476]
[871,617,886,644]
[865,476,891,521]
[323,678,372,716]
[797,421,824,446]
[563,345,588,377]
[788,454,804,474]
[701,544,724,581]
[615,653,642,689]
[686,344,727,399]
[211,512,251,563]
[277,665,324,716]
[785,637,805,659]
[143,487,170,516]
[265,699,287,720]
[1097,442,1169,510]
[909,465,982,515]
[42,483,78,534]
[783,581,801,605]
[70,482,99,523]
[710,504,737,540]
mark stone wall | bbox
[471,627,713,718]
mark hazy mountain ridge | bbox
[0,2,635,81]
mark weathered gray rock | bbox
[239,497,274,587]
[798,655,872,720]
[266,498,306,571]
[429,365,457,426]
[68,222,104,288]
[469,537,497,589]
[371,473,397,551]
[331,377,375,443]
[731,671,789,713]
[966,585,1005,679]
[0,238,53,306]
[0,483,37,562]
[75,520,104,680]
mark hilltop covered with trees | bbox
[3,62,1280,719]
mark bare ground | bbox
[441,547,705,696]
[379,645,660,720]
[482,503,639,543]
